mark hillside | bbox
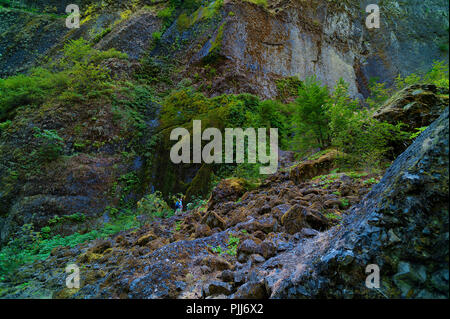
[0,0,448,299]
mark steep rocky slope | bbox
[0,0,448,299]
[1,0,448,95]
[0,108,447,299]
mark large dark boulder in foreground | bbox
[267,108,449,298]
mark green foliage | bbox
[0,38,127,122]
[423,61,449,88]
[157,6,175,27]
[327,79,408,167]
[291,76,330,149]
[136,191,174,219]
[285,75,412,169]
[0,68,69,121]
[152,31,162,43]
[346,171,368,179]
[32,127,64,162]
[210,233,240,256]
[0,212,141,280]
[156,88,288,195]
[326,79,359,144]
[365,78,391,109]
[186,195,208,211]
[48,213,86,225]
[325,212,342,221]
[395,61,449,90]
[0,120,11,131]
[340,198,349,207]
[174,221,183,232]
[40,227,51,239]
[92,27,112,44]
[410,126,428,140]
[232,163,263,183]
[276,76,303,102]
[117,172,140,208]
[160,88,287,143]
[394,73,422,90]
[367,61,449,110]
[135,56,175,86]
[363,177,379,185]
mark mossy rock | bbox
[207,177,251,210]
[185,165,213,203]
[289,149,345,184]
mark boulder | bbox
[289,150,343,184]
[208,178,248,210]
[90,239,112,254]
[202,281,234,297]
[196,255,232,271]
[374,84,448,131]
[201,211,226,230]
[281,204,329,234]
[136,232,156,246]
[233,281,268,299]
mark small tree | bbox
[326,78,359,151]
[292,76,330,149]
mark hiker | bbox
[175,197,183,214]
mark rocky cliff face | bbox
[198,0,449,98]
[1,1,448,95]
[0,0,448,299]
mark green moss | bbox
[185,165,213,202]
[176,12,191,30]
[244,0,268,8]
[0,210,142,280]
[175,0,223,31]
[207,22,225,58]
[276,76,303,102]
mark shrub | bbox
[136,191,174,218]
[0,211,141,280]
[152,31,162,43]
[291,76,330,149]
[157,6,175,27]
[209,233,240,256]
[186,195,207,211]
[423,60,449,88]
[365,77,391,110]
[32,127,64,162]
[327,79,409,168]
[0,38,127,122]
[0,68,69,121]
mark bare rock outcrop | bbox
[266,108,449,298]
